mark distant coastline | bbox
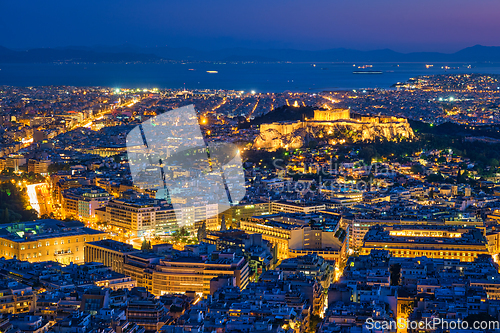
[2,44,500,64]
[2,62,500,92]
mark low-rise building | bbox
[151,251,249,296]
[27,159,51,175]
[0,219,107,264]
[84,239,140,274]
[241,213,348,262]
[361,224,489,262]
[105,198,178,238]
[61,186,113,222]
[0,281,35,314]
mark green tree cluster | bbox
[0,182,38,223]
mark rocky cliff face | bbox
[253,119,415,151]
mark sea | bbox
[2,62,500,92]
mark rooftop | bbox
[0,219,105,243]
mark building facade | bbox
[61,186,113,223]
[105,198,177,238]
[361,225,489,262]
[0,220,107,264]
[151,252,249,296]
[313,108,350,121]
[84,239,140,274]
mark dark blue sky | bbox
[1,0,499,52]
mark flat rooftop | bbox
[364,225,486,246]
[0,219,105,243]
[85,239,137,253]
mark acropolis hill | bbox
[253,108,414,151]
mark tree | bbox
[179,227,189,237]
[0,168,15,176]
[389,263,401,286]
[457,167,470,184]
[400,301,415,318]
[47,163,71,173]
[437,156,446,163]
[141,239,151,251]
[113,154,123,163]
[197,221,207,241]
[220,215,227,231]
[308,140,318,149]
[489,158,499,168]
[0,183,38,222]
[426,173,444,183]
[308,314,322,333]
[2,208,9,223]
[358,147,377,163]
[464,313,497,327]
[173,227,190,242]
[410,164,424,175]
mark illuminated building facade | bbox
[27,159,51,175]
[0,219,107,264]
[361,225,489,261]
[313,108,350,121]
[350,219,421,249]
[105,198,218,238]
[240,215,295,260]
[288,226,348,263]
[4,155,25,172]
[61,186,113,222]
[320,190,363,206]
[219,202,270,229]
[105,198,178,238]
[121,251,249,296]
[151,252,249,296]
[126,294,167,332]
[270,201,326,214]
[202,230,275,278]
[241,213,348,261]
[469,278,500,300]
[84,239,140,274]
[350,218,485,249]
[52,176,85,205]
[177,204,219,234]
[278,253,334,291]
[0,282,35,314]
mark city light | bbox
[0,54,499,333]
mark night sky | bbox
[1,0,499,52]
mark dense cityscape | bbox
[0,73,499,332]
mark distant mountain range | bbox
[0,46,161,63]
[1,44,500,63]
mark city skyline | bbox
[2,1,500,332]
[1,74,500,332]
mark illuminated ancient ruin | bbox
[253,108,414,151]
